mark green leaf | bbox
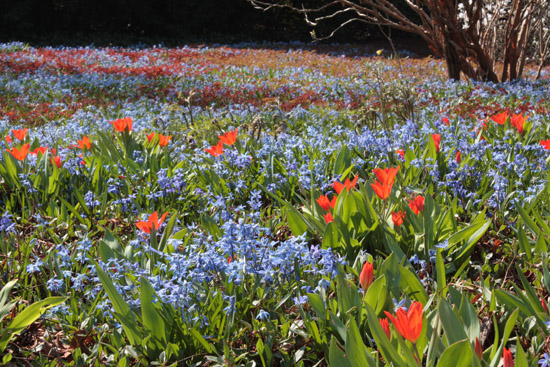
[0,296,68,352]
[436,339,478,367]
[333,147,352,176]
[329,337,353,367]
[345,321,376,367]
[95,264,142,347]
[438,300,468,345]
[435,249,447,298]
[140,277,166,357]
[514,339,528,367]
[286,205,308,236]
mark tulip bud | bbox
[359,261,374,291]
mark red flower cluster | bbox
[489,111,526,134]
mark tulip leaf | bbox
[436,339,478,367]
[438,299,468,345]
[329,337,353,367]
[0,296,68,352]
[140,277,166,359]
[95,264,143,347]
[345,321,376,367]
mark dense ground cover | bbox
[1,41,550,366]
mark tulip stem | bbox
[413,343,422,367]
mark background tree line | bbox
[0,0,419,46]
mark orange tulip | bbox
[158,134,172,147]
[5,135,12,143]
[396,149,405,158]
[147,132,156,143]
[503,348,513,367]
[219,129,238,146]
[432,134,441,154]
[384,301,423,344]
[110,117,133,132]
[205,140,224,157]
[77,136,91,150]
[392,210,405,227]
[11,128,28,141]
[332,176,358,194]
[136,211,168,233]
[323,212,334,224]
[359,261,374,291]
[6,143,30,161]
[380,318,391,339]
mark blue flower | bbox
[539,353,550,367]
[256,309,270,321]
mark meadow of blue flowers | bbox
[1,41,550,366]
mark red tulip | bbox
[541,140,550,150]
[359,261,374,291]
[474,337,483,360]
[316,194,336,211]
[110,117,133,132]
[503,348,513,367]
[6,144,30,161]
[511,114,526,134]
[392,210,405,227]
[373,166,399,187]
[490,111,508,125]
[396,149,405,158]
[409,196,425,215]
[371,166,399,200]
[11,128,28,141]
[147,132,156,143]
[219,129,238,146]
[432,134,441,154]
[51,156,62,169]
[332,176,358,194]
[5,135,12,143]
[456,150,461,163]
[158,134,172,147]
[380,318,391,339]
[384,301,423,344]
[205,140,224,157]
[77,136,91,150]
[136,211,168,233]
[323,212,334,224]
[32,146,48,156]
[442,117,450,126]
